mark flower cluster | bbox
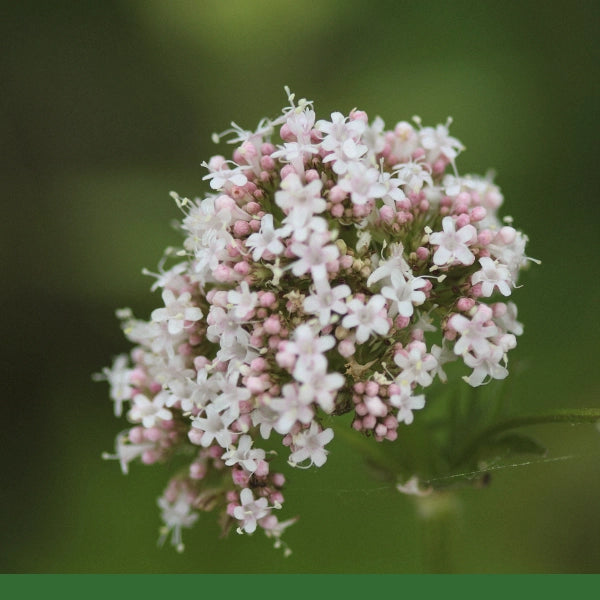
[99,89,532,553]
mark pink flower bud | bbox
[470,206,487,222]
[190,462,207,480]
[232,469,249,486]
[330,203,344,218]
[215,194,236,211]
[363,414,376,429]
[365,381,379,397]
[245,201,261,214]
[233,220,250,237]
[129,427,145,444]
[272,473,286,487]
[498,226,517,244]
[250,357,267,372]
[492,302,507,317]
[329,185,347,203]
[379,205,395,223]
[456,213,471,228]
[260,155,275,170]
[338,339,356,357]
[255,460,270,477]
[264,315,281,335]
[457,297,476,312]
[145,427,162,442]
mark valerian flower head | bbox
[98,88,534,554]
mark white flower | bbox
[286,324,335,375]
[158,493,199,552]
[150,354,195,388]
[201,160,247,191]
[389,390,426,425]
[192,229,232,282]
[102,431,154,474]
[275,174,326,228]
[303,279,350,327]
[412,311,437,334]
[449,305,498,357]
[338,161,386,205]
[128,393,172,428]
[163,374,196,409]
[95,354,133,417]
[180,195,232,247]
[429,216,477,266]
[362,116,386,154]
[396,476,432,497]
[495,302,523,336]
[318,111,368,174]
[222,435,266,473]
[288,422,334,468]
[211,371,251,421]
[463,344,508,387]
[296,368,345,413]
[323,136,369,175]
[187,369,221,410]
[245,214,290,261]
[206,306,249,348]
[217,335,258,367]
[367,242,411,288]
[430,342,456,383]
[227,281,258,319]
[142,260,188,293]
[285,106,316,145]
[271,141,319,173]
[379,169,407,206]
[251,402,280,440]
[272,106,318,172]
[493,332,517,353]
[286,214,328,244]
[190,404,234,448]
[342,294,390,344]
[419,119,464,163]
[393,159,433,194]
[381,272,427,318]
[488,228,530,280]
[290,234,339,282]
[151,290,203,336]
[260,515,299,554]
[234,488,271,534]
[442,174,466,198]
[317,111,365,150]
[271,383,315,434]
[390,121,419,161]
[471,257,512,297]
[221,370,253,408]
[394,343,438,388]
[229,119,273,145]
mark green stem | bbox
[417,493,460,573]
[454,408,600,468]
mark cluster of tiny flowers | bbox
[99,88,532,553]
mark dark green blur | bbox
[2,0,599,573]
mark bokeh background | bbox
[3,0,599,573]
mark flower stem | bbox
[454,408,600,468]
[416,492,460,573]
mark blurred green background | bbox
[3,0,599,573]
